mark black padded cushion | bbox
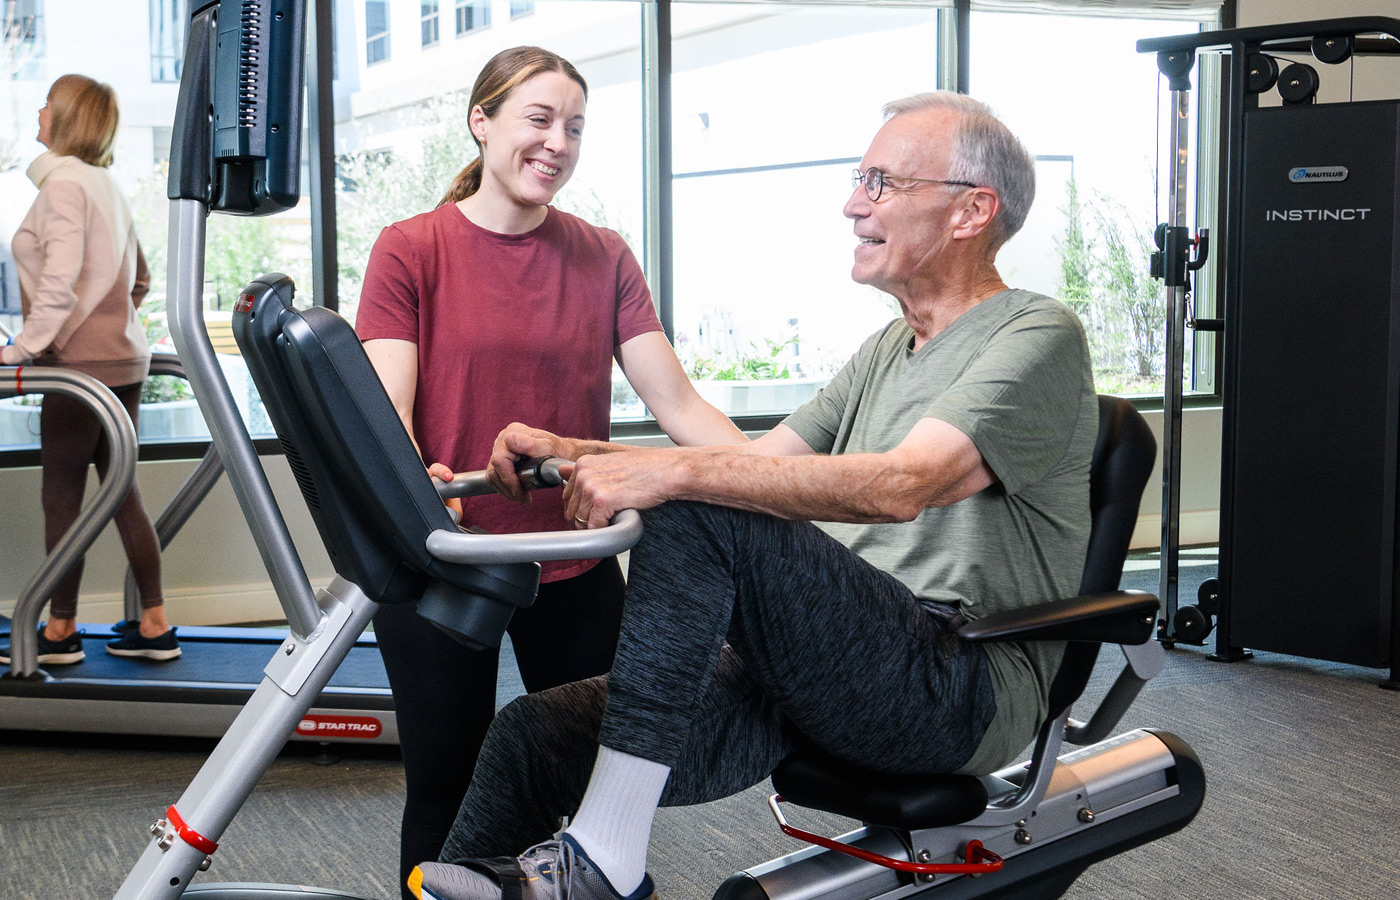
[231,276,539,620]
[771,396,1157,829]
[771,747,989,829]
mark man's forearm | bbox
[666,449,932,523]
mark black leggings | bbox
[374,556,626,899]
[440,502,995,862]
[40,382,163,619]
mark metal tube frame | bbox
[1158,85,1191,635]
[0,368,136,677]
[166,199,323,640]
[112,576,379,900]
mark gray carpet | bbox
[5,555,1400,900]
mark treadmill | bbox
[1,331,396,746]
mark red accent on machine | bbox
[166,805,219,855]
[294,714,384,739]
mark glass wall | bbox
[970,12,1202,397]
[669,2,942,417]
[0,0,312,450]
[1,0,1221,458]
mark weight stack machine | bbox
[1140,18,1400,685]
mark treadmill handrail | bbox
[425,508,643,565]
[0,367,136,677]
[147,352,188,380]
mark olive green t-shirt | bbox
[782,289,1097,774]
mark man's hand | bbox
[487,423,579,503]
[427,461,464,521]
[563,449,683,528]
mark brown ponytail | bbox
[440,159,484,207]
[437,46,588,208]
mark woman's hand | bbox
[427,461,463,521]
[487,423,577,502]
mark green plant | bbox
[684,332,796,381]
[1055,178,1166,392]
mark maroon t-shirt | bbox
[355,204,662,581]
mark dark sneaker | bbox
[0,627,86,665]
[410,834,655,900]
[106,627,181,661]
[111,618,140,635]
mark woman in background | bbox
[356,46,744,898]
[0,74,178,666]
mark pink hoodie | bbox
[2,151,151,387]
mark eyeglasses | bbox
[851,167,978,202]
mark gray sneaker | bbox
[410,834,655,900]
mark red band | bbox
[166,805,219,855]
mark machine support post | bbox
[1157,58,1194,640]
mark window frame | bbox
[421,0,441,47]
[454,0,490,36]
[365,0,390,66]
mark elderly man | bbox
[410,92,1097,900]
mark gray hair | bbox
[882,92,1035,250]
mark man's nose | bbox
[843,184,869,220]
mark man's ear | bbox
[951,186,1001,241]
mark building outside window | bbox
[149,0,186,82]
[421,0,440,47]
[509,1,533,21]
[365,0,389,65]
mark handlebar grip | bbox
[433,456,567,501]
[425,508,643,565]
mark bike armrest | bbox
[956,590,1159,646]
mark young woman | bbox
[0,74,178,665]
[355,46,744,897]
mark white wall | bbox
[0,455,335,626]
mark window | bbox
[669,2,943,417]
[455,0,488,35]
[149,0,186,82]
[421,0,439,47]
[334,1,644,421]
[0,0,315,454]
[970,11,1207,397]
[3,0,1230,463]
[365,0,389,65]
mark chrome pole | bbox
[1159,85,1192,632]
[166,199,322,639]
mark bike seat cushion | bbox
[771,749,989,829]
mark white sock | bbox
[563,746,671,896]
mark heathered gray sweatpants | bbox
[441,501,995,862]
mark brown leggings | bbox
[40,382,163,620]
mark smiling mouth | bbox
[859,238,885,246]
[529,160,561,177]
